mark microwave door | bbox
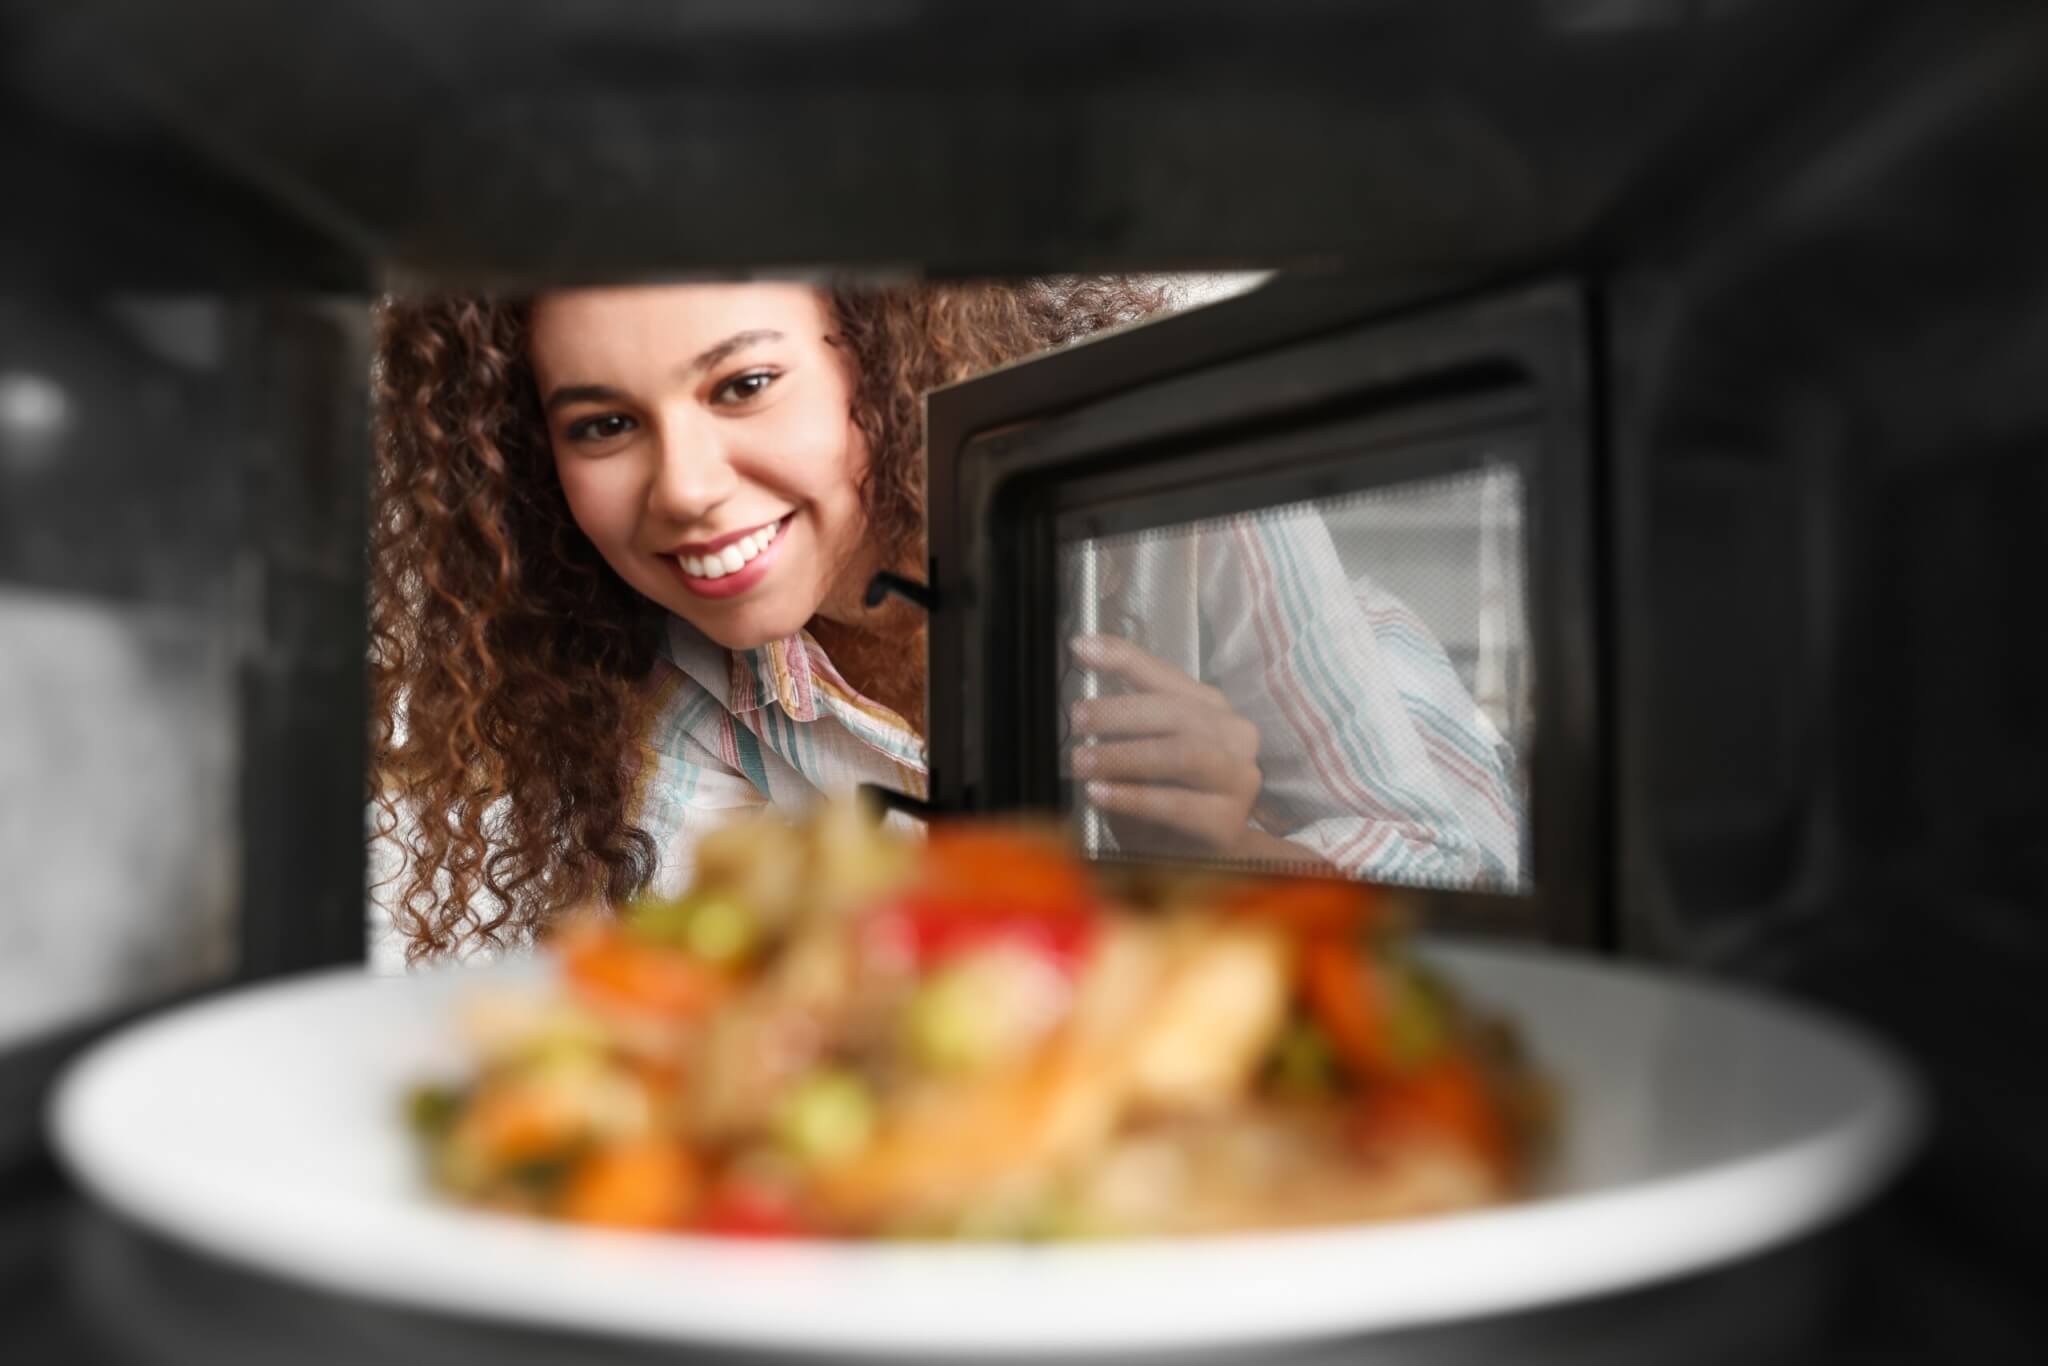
[925,280,1600,947]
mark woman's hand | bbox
[1067,634,1266,854]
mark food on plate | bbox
[405,801,1552,1239]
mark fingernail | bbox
[1070,635,1105,664]
[1068,700,1089,730]
[1086,780,1112,805]
[1071,748,1096,776]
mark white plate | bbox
[47,941,1921,1359]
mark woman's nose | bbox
[643,411,739,524]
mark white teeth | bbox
[676,519,784,579]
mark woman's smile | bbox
[664,512,795,599]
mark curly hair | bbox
[371,278,1167,961]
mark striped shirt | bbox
[636,500,1523,896]
[633,615,932,896]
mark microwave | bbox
[908,278,1600,946]
[3,0,2044,1355]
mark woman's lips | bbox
[666,514,793,600]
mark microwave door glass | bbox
[1055,461,1532,895]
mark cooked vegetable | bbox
[680,895,757,964]
[561,926,732,1019]
[1301,936,1399,1082]
[881,895,1098,976]
[698,1180,808,1238]
[776,1070,878,1166]
[1225,876,1383,936]
[1351,1054,1508,1175]
[405,1083,465,1139]
[921,826,1094,917]
[628,890,760,965]
[1383,960,1449,1072]
[559,1139,702,1229]
[903,947,1073,1074]
[1268,1020,1339,1098]
[408,801,1548,1240]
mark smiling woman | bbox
[529,287,877,653]
[369,280,1166,961]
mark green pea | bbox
[1386,967,1447,1070]
[404,1083,465,1139]
[682,895,756,964]
[623,892,757,963]
[903,970,993,1073]
[1270,1019,1338,1097]
[623,894,695,944]
[776,1070,876,1165]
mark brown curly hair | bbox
[371,278,1167,961]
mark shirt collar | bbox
[658,616,926,774]
[659,616,820,722]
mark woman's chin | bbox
[680,600,817,653]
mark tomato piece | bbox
[864,893,1098,978]
[697,1183,811,1239]
[911,895,1095,969]
[858,824,1100,978]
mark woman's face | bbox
[529,284,873,651]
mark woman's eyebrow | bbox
[542,329,786,413]
[543,382,628,414]
[681,328,784,377]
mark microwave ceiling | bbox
[0,0,1987,290]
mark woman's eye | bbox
[713,369,780,405]
[566,413,637,444]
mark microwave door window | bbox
[1057,463,1531,894]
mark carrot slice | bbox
[1227,878,1382,935]
[922,826,1094,914]
[1301,936,1399,1083]
[558,1139,702,1229]
[463,1086,582,1165]
[562,929,731,1019]
[1352,1054,1510,1174]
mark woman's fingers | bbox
[1069,691,1259,757]
[1070,634,1223,706]
[1069,733,1254,794]
[1084,782,1246,850]
[1065,637,1266,853]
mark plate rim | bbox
[45,940,1926,1357]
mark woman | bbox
[371,278,1517,963]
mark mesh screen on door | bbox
[1055,462,1531,892]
